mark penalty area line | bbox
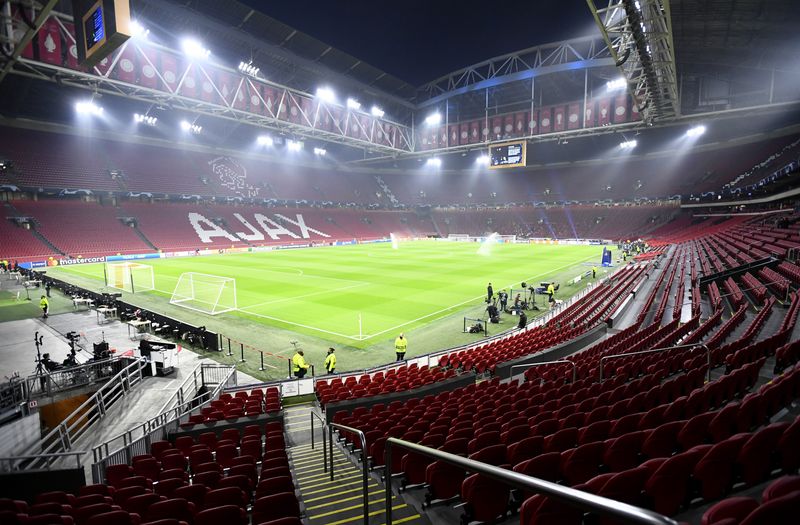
[360,255,598,341]
[234,309,363,341]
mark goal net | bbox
[169,272,237,315]
[105,262,155,293]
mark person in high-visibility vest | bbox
[592,266,598,279]
[324,348,337,374]
[40,295,49,319]
[394,333,407,361]
[292,350,310,378]
[546,283,556,307]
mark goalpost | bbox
[104,262,155,293]
[170,272,237,315]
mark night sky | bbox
[240,0,596,85]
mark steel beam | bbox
[586,0,679,123]
[416,36,613,106]
[0,0,58,83]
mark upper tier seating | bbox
[12,200,151,257]
[0,214,54,260]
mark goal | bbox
[169,272,237,315]
[105,262,155,293]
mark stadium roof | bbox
[136,0,418,106]
[672,0,800,74]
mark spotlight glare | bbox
[257,135,273,146]
[426,157,442,167]
[287,140,302,152]
[134,113,157,126]
[475,154,490,165]
[370,106,384,118]
[180,120,202,134]
[130,20,149,38]
[619,139,637,149]
[346,98,361,110]
[181,38,210,59]
[425,112,442,126]
[75,100,103,115]
[238,61,259,77]
[606,77,627,91]
[316,86,336,103]
[686,125,707,138]
[313,147,327,156]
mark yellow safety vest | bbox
[40,297,49,309]
[292,353,309,373]
[547,284,555,295]
[325,353,336,371]
[394,337,407,354]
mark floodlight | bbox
[287,140,302,152]
[425,112,442,126]
[134,113,157,126]
[619,139,637,149]
[75,100,103,115]
[257,135,274,146]
[686,125,706,138]
[180,120,202,134]
[238,61,259,77]
[316,87,336,103]
[130,21,149,39]
[426,157,442,167]
[313,147,327,156]
[606,78,626,91]
[371,106,384,118]
[346,98,361,110]
[475,154,490,165]
[181,38,210,59]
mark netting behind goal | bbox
[105,262,154,293]
[170,272,237,315]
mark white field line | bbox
[238,282,369,310]
[234,309,360,340]
[359,254,599,341]
[56,252,598,343]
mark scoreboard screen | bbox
[83,2,106,55]
[72,0,131,67]
[489,141,527,169]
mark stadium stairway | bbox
[284,403,431,525]
[29,225,65,256]
[131,224,158,251]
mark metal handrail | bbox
[90,364,237,475]
[21,358,146,469]
[599,344,710,382]
[510,359,577,383]
[24,357,125,399]
[383,438,677,525]
[156,363,204,415]
[329,423,369,525]
[0,451,86,472]
[310,411,328,472]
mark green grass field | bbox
[47,240,605,379]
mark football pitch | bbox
[49,240,603,376]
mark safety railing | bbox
[310,266,628,386]
[0,451,86,472]
[310,411,328,471]
[18,358,146,471]
[383,438,677,525]
[599,344,711,382]
[510,359,577,383]
[90,363,237,483]
[155,363,206,415]
[0,377,27,414]
[329,423,369,525]
[25,357,128,399]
